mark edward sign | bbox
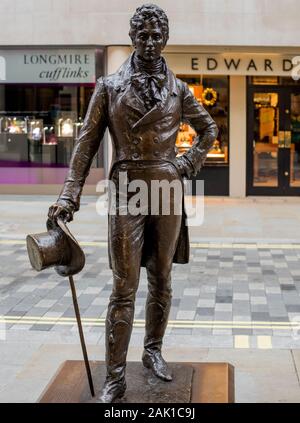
[164,53,300,77]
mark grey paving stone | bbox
[29,324,54,331]
[214,312,233,321]
[250,297,267,305]
[287,305,300,312]
[232,328,253,335]
[215,295,232,303]
[233,293,250,301]
[215,303,232,312]
[196,307,214,316]
[35,299,57,308]
[251,304,269,313]
[252,312,271,321]
[176,310,195,320]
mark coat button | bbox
[153,151,160,157]
[153,137,159,143]
[133,136,142,145]
[132,152,139,159]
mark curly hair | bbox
[129,4,169,45]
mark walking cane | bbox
[26,218,95,398]
[68,274,95,397]
[56,218,95,398]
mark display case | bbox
[28,119,44,142]
[0,117,29,162]
[55,112,77,137]
[1,117,27,134]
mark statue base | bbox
[38,361,234,403]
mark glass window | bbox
[0,83,103,184]
[175,75,229,166]
[252,92,279,187]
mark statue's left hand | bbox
[174,155,194,177]
[48,199,76,223]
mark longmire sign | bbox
[0,49,96,83]
[164,53,300,77]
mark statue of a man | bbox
[48,4,218,403]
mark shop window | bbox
[176,75,229,166]
[0,84,101,168]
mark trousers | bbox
[105,160,183,380]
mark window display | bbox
[175,75,229,166]
[1,117,27,134]
[28,120,43,142]
[0,84,96,167]
[57,116,75,138]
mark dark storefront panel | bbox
[191,166,229,196]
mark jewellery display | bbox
[1,117,27,134]
[57,118,74,137]
[28,120,43,142]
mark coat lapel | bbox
[115,53,146,117]
[121,85,147,116]
[131,69,179,130]
[116,53,179,130]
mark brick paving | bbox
[1,196,300,402]
[1,237,300,349]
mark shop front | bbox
[0,47,105,193]
[164,49,300,197]
[247,76,300,195]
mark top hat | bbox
[26,219,85,277]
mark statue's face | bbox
[133,22,165,61]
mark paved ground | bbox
[1,195,300,402]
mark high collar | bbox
[115,52,179,97]
[132,52,164,75]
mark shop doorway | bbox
[247,85,300,195]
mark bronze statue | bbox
[48,4,218,403]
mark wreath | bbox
[202,87,218,107]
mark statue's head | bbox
[129,4,169,62]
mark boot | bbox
[95,301,134,403]
[142,349,172,381]
[143,299,172,382]
[96,376,126,403]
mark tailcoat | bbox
[59,53,218,267]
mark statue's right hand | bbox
[48,199,75,223]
